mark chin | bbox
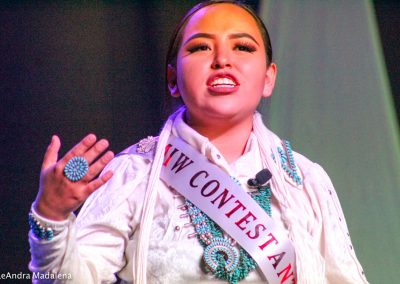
[204,108,252,123]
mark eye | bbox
[234,42,256,53]
[187,43,211,53]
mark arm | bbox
[28,135,149,283]
[312,163,369,284]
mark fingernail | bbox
[87,134,96,142]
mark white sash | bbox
[160,135,297,284]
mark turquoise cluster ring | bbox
[64,156,89,182]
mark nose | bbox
[211,46,231,69]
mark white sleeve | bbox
[28,153,151,283]
[312,163,369,284]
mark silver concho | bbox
[136,136,156,153]
[203,237,239,272]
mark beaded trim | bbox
[277,140,302,186]
[185,184,271,284]
[28,213,54,240]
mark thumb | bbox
[42,135,61,170]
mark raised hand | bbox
[34,134,115,221]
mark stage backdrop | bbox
[260,1,400,283]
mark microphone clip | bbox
[247,169,272,188]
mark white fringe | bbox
[134,107,185,284]
[253,112,326,283]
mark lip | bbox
[206,73,240,94]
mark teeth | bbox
[211,77,236,86]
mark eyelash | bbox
[234,42,256,53]
[187,42,257,53]
[187,43,210,53]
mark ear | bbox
[167,64,180,97]
[262,63,277,98]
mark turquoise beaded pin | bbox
[277,140,302,186]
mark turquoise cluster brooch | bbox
[185,185,272,284]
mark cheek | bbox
[241,60,267,90]
[177,57,208,94]
[239,52,266,72]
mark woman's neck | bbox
[187,115,253,164]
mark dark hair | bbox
[166,0,272,67]
[164,0,273,116]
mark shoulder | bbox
[101,135,160,190]
[273,139,333,189]
[117,136,158,159]
[293,150,333,188]
[77,136,158,222]
[102,136,158,173]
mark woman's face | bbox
[169,3,276,126]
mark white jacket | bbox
[29,111,368,283]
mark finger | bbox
[84,139,110,164]
[42,135,61,171]
[84,151,114,181]
[62,134,97,164]
[85,170,114,196]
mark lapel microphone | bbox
[247,169,272,187]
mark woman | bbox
[29,1,368,283]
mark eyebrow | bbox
[183,32,260,46]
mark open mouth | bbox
[210,77,237,88]
[207,75,239,93]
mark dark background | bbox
[375,1,400,123]
[1,0,399,279]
